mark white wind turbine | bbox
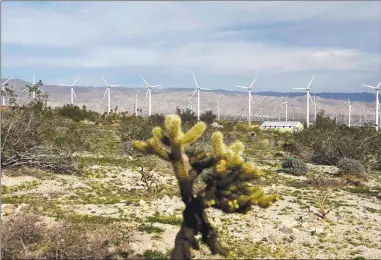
[191,74,211,121]
[292,73,316,128]
[188,97,194,110]
[216,96,222,121]
[347,98,353,127]
[101,76,120,114]
[235,76,258,125]
[128,89,140,116]
[312,94,318,122]
[1,76,12,106]
[58,76,80,105]
[361,82,380,131]
[141,76,162,117]
[281,95,289,121]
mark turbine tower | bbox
[235,76,258,125]
[58,76,80,105]
[347,98,353,127]
[101,76,120,114]
[141,76,162,117]
[361,82,380,131]
[312,94,318,122]
[191,74,211,121]
[281,95,289,121]
[128,89,140,116]
[1,76,12,106]
[216,96,222,121]
[292,73,316,128]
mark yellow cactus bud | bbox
[215,159,227,173]
[152,126,164,141]
[179,122,206,146]
[164,115,182,140]
[229,141,245,154]
[210,200,215,206]
[212,131,227,157]
[133,140,149,153]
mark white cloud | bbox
[1,1,380,91]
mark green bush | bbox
[337,158,366,176]
[281,158,308,176]
[292,112,381,167]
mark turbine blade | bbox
[141,76,150,87]
[151,84,162,88]
[73,89,77,99]
[191,89,197,98]
[249,76,258,88]
[2,76,12,85]
[145,89,149,101]
[251,95,255,104]
[136,89,139,97]
[110,84,120,87]
[72,76,80,86]
[192,74,199,88]
[292,88,307,90]
[101,76,109,86]
[200,88,211,90]
[235,86,248,89]
[306,73,316,89]
[103,88,108,99]
[57,84,71,86]
[361,84,376,89]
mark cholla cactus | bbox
[133,114,279,259]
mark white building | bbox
[260,121,304,132]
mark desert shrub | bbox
[337,158,366,176]
[200,110,216,124]
[292,112,381,167]
[175,107,197,125]
[55,104,100,122]
[1,104,94,173]
[1,213,132,259]
[281,158,308,176]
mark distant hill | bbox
[1,78,379,124]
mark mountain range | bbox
[1,78,379,124]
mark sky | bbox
[1,1,380,92]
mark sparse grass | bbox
[146,212,182,226]
[138,223,165,234]
[2,181,42,194]
[142,249,168,259]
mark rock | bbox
[42,193,51,200]
[108,246,117,254]
[310,227,324,235]
[279,218,298,234]
[214,217,222,225]
[138,200,148,207]
[129,242,141,253]
[162,195,171,203]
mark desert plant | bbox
[133,114,279,259]
[139,166,164,193]
[337,158,366,176]
[309,190,333,220]
[281,158,308,176]
[200,110,216,124]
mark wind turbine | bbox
[292,73,316,128]
[1,76,12,106]
[58,76,80,105]
[191,74,211,121]
[361,82,380,131]
[281,95,289,121]
[101,76,120,114]
[216,96,222,121]
[128,89,140,116]
[347,98,353,127]
[141,76,162,117]
[235,76,258,125]
[312,94,318,122]
[23,73,44,100]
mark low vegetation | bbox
[1,101,380,259]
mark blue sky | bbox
[1,1,380,92]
